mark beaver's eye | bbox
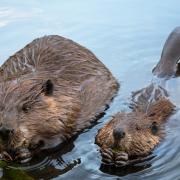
[42,79,54,96]
[136,124,141,130]
[22,104,30,113]
[150,121,158,135]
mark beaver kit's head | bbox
[0,78,79,163]
[95,99,174,166]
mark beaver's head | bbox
[0,78,78,163]
[95,99,174,166]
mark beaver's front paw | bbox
[100,148,114,165]
[114,151,128,166]
[15,148,32,163]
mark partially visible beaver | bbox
[153,26,180,78]
[0,35,118,162]
[96,27,180,166]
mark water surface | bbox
[0,0,180,179]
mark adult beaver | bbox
[0,35,118,162]
[96,27,180,166]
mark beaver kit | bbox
[0,35,118,162]
[95,84,175,166]
[96,27,180,167]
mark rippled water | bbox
[0,0,180,179]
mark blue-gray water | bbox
[1,0,180,179]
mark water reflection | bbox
[100,163,151,177]
[8,138,81,179]
[1,0,180,179]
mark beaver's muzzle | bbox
[100,127,129,166]
[113,127,126,140]
[113,127,126,147]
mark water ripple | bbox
[1,0,180,179]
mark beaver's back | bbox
[0,35,112,82]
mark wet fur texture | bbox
[0,35,118,160]
[96,84,175,165]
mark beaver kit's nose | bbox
[113,128,126,140]
[0,126,13,140]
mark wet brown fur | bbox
[0,35,118,158]
[96,84,175,164]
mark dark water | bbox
[1,0,180,179]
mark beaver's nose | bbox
[113,128,126,140]
[0,127,13,140]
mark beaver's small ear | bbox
[42,80,54,96]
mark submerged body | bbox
[0,35,118,162]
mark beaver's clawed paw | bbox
[100,148,129,166]
[114,151,128,166]
[14,148,32,163]
[100,148,114,165]
[0,151,13,162]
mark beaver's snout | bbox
[0,126,13,140]
[113,128,126,140]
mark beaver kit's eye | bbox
[150,121,159,135]
[22,104,30,113]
